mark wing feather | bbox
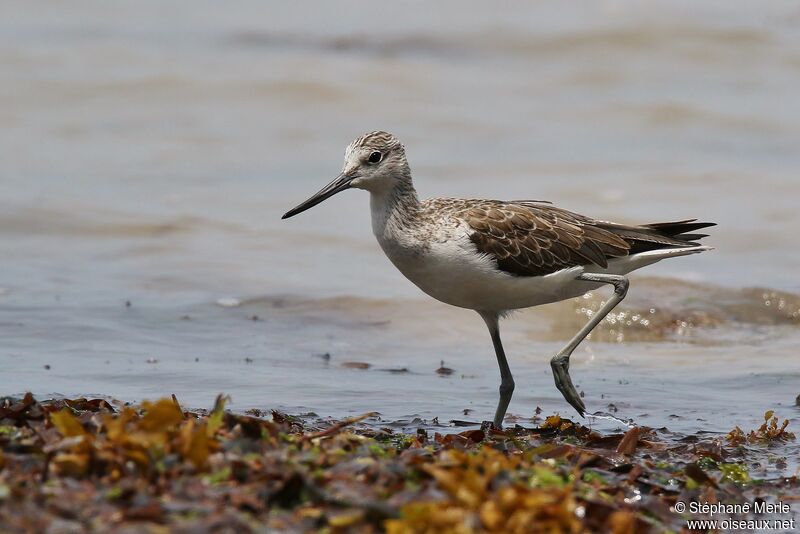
[465,201,629,276]
[458,199,713,277]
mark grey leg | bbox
[551,273,629,417]
[479,312,515,428]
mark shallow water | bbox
[2,1,800,466]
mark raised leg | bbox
[479,312,515,428]
[551,273,629,417]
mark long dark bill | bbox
[281,173,353,219]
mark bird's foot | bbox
[550,358,586,417]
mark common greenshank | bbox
[282,131,714,427]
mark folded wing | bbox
[463,201,714,277]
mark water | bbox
[2,2,799,461]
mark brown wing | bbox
[464,201,715,277]
[464,202,631,277]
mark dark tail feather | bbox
[644,219,716,241]
[599,218,716,255]
[676,233,710,241]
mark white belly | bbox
[377,233,701,313]
[376,233,587,311]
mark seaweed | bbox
[0,393,797,532]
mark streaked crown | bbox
[346,130,404,156]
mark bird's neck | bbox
[369,178,421,242]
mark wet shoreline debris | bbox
[0,393,797,532]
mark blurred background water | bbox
[1,1,799,446]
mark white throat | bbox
[368,180,419,244]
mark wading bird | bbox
[282,131,714,427]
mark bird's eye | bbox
[368,151,382,164]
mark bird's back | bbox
[448,199,714,278]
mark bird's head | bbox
[282,131,410,219]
